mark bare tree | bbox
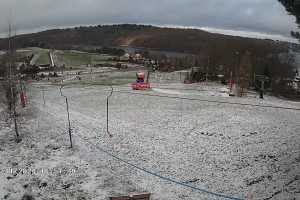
[2,23,21,142]
[238,51,252,96]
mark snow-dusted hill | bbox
[0,82,299,200]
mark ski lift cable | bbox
[32,99,243,200]
[117,85,209,92]
[73,132,244,200]
[114,90,300,111]
[28,86,292,200]
[32,85,300,111]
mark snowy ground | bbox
[0,77,300,200]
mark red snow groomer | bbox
[131,72,150,90]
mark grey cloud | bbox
[0,0,299,40]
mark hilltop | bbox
[0,24,291,56]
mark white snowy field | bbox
[0,82,300,200]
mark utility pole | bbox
[146,60,151,84]
[206,56,210,82]
[61,64,65,77]
[60,86,73,148]
[89,55,93,80]
[260,80,265,99]
[235,51,241,96]
[106,86,113,138]
[42,87,46,106]
[229,71,233,93]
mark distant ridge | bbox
[0,24,290,57]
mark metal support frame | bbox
[60,85,73,148]
[106,85,114,138]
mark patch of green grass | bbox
[29,47,49,54]
[63,52,91,66]
[53,73,136,87]
[55,80,131,87]
[35,52,50,65]
[73,77,134,86]
[62,51,114,66]
[91,54,114,63]
[24,48,115,67]
[24,47,50,65]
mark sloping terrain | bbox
[0,79,299,200]
[0,25,289,57]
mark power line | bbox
[30,85,300,111]
[28,85,297,199]
[120,85,211,92]
[34,97,243,199]
[114,90,300,111]
[31,96,243,199]
[74,133,244,200]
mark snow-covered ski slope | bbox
[0,83,299,200]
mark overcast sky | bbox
[0,0,299,42]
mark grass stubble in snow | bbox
[0,82,299,200]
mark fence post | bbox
[106,85,113,138]
[42,88,46,106]
[60,86,73,148]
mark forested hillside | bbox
[0,24,289,55]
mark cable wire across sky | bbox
[74,133,244,200]
[31,84,300,111]
[28,84,299,200]
[114,90,300,111]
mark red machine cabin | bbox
[132,72,150,90]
